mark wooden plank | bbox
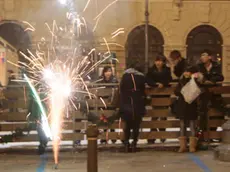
[98,131,180,140]
[12,133,84,142]
[203,131,222,139]
[208,108,223,117]
[90,110,117,117]
[208,120,226,127]
[13,101,29,108]
[2,101,29,109]
[72,111,87,120]
[151,98,172,106]
[0,123,34,131]
[0,112,28,121]
[0,121,75,131]
[223,97,230,104]
[3,89,28,99]
[209,86,230,94]
[74,122,89,130]
[87,99,116,108]
[90,88,118,97]
[145,109,172,117]
[97,120,180,129]
[146,87,175,96]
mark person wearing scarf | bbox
[119,62,146,152]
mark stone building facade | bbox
[1,0,230,80]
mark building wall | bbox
[1,0,230,80]
[0,37,18,86]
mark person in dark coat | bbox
[28,91,49,155]
[7,70,16,86]
[146,55,172,144]
[98,66,118,144]
[198,50,224,135]
[146,55,172,87]
[175,66,203,153]
[119,62,146,152]
[169,50,187,80]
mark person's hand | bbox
[157,83,164,88]
[145,83,151,88]
[204,80,214,85]
[183,72,191,78]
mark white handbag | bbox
[181,76,201,104]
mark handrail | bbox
[3,82,230,89]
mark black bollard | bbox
[86,124,99,172]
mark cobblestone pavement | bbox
[0,150,230,172]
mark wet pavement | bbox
[0,150,230,172]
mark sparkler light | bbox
[23,74,52,139]
[9,0,119,166]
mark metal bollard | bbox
[86,124,99,172]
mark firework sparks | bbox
[83,0,91,12]
[94,0,118,20]
[7,0,120,166]
[23,21,36,32]
[111,30,125,38]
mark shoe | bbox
[189,137,198,153]
[147,139,156,144]
[100,140,107,144]
[124,142,130,153]
[178,137,187,153]
[161,139,166,143]
[111,140,117,144]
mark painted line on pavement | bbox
[188,153,212,172]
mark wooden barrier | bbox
[0,85,229,145]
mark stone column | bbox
[222,45,230,82]
[214,120,230,161]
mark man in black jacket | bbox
[169,50,187,80]
[198,50,224,135]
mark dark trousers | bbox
[124,116,142,144]
[37,126,49,155]
[200,90,225,132]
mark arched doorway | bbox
[126,25,164,68]
[0,21,31,62]
[186,25,223,65]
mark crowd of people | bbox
[99,49,224,153]
[24,49,224,155]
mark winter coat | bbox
[198,61,224,83]
[27,92,48,122]
[174,58,187,78]
[119,68,146,121]
[174,76,202,120]
[146,65,172,87]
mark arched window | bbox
[0,21,31,62]
[126,25,164,68]
[186,25,223,65]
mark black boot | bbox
[124,141,130,153]
[131,142,137,153]
[38,144,46,155]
